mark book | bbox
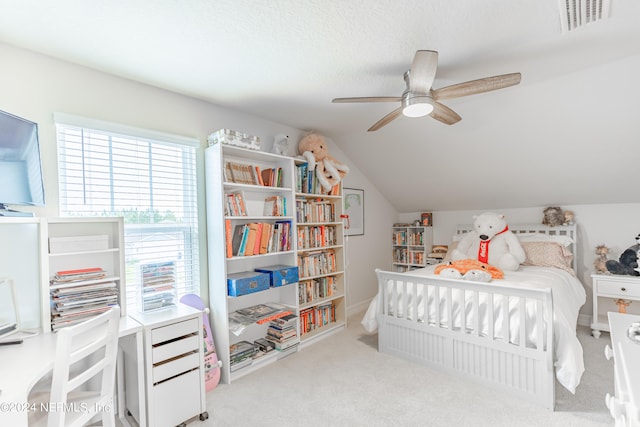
[225,219,233,258]
[253,222,263,255]
[236,303,282,320]
[254,166,264,185]
[259,222,271,254]
[261,168,274,187]
[271,313,297,327]
[231,224,246,257]
[237,225,250,256]
[254,338,275,353]
[244,223,259,256]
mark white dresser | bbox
[605,312,640,426]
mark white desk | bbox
[0,316,145,427]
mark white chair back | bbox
[34,306,121,427]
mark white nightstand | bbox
[591,274,640,338]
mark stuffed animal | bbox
[298,132,350,193]
[434,258,504,281]
[272,134,292,156]
[562,210,575,225]
[451,212,525,271]
[606,234,640,276]
[542,206,564,227]
[594,244,609,274]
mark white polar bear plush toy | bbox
[451,212,526,271]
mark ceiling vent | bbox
[559,0,612,33]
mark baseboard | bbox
[347,298,372,318]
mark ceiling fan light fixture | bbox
[402,95,434,118]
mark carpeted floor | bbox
[191,312,614,427]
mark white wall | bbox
[400,203,640,323]
[0,42,398,314]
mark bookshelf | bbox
[43,217,125,332]
[294,159,346,345]
[391,225,433,272]
[205,143,348,384]
[206,143,298,384]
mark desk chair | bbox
[29,306,121,427]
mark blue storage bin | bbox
[254,265,299,287]
[227,271,270,297]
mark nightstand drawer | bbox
[598,278,640,298]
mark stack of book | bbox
[50,267,118,331]
[140,261,177,312]
[229,340,257,371]
[428,245,449,261]
[266,313,299,351]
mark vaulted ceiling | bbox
[0,0,639,211]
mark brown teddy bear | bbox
[594,244,609,274]
[298,132,350,193]
[542,206,564,227]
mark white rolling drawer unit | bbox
[132,304,208,427]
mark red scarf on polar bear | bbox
[477,225,509,263]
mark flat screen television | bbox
[0,110,45,216]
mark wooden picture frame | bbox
[421,212,432,227]
[343,188,364,236]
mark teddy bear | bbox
[434,258,504,281]
[451,212,526,271]
[605,234,640,276]
[562,210,575,225]
[593,244,609,274]
[298,132,350,193]
[542,206,564,227]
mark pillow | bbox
[520,241,574,274]
[517,233,574,248]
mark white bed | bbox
[362,224,585,410]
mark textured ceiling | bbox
[0,0,639,212]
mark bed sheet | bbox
[362,265,586,393]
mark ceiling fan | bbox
[332,50,521,131]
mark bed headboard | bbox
[455,223,578,272]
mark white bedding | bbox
[362,265,586,393]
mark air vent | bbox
[559,0,611,33]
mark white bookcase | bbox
[205,143,347,384]
[391,225,433,272]
[43,217,126,332]
[0,217,126,334]
[294,159,347,346]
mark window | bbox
[55,113,201,311]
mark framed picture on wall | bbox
[421,212,432,227]
[343,188,364,236]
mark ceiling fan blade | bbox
[409,50,438,94]
[332,96,402,103]
[432,72,521,101]
[430,101,462,125]
[368,107,403,132]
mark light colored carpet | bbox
[190,312,614,427]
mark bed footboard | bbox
[375,269,555,410]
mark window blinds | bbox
[55,115,200,311]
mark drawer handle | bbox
[604,345,613,360]
[621,287,627,292]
